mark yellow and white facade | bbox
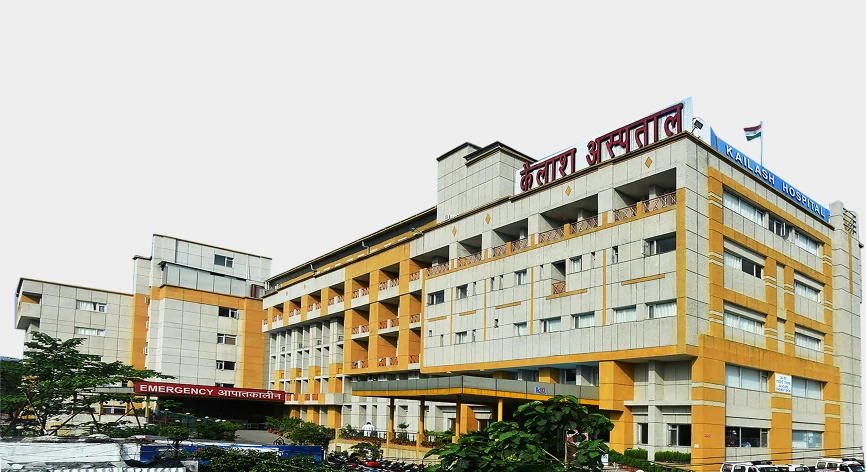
[15,235,272,415]
[262,102,861,468]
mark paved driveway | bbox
[235,429,285,445]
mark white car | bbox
[816,459,863,472]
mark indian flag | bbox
[744,123,762,141]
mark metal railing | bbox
[643,192,677,213]
[289,309,301,317]
[409,314,421,324]
[409,271,421,281]
[570,215,600,234]
[360,287,370,296]
[409,354,420,364]
[614,203,638,222]
[377,357,399,367]
[308,302,321,311]
[426,263,449,277]
[510,238,529,252]
[491,243,508,257]
[551,280,566,295]
[456,251,482,268]
[538,227,565,243]
[351,360,369,369]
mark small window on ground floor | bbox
[668,424,691,447]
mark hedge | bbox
[609,450,693,472]
[654,451,692,463]
[625,448,649,460]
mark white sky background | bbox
[1,1,864,429]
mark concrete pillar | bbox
[453,398,462,443]
[416,398,425,459]
[600,361,634,452]
[497,398,504,422]
[648,184,661,199]
[385,398,395,457]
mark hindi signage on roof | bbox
[515,98,693,194]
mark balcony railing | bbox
[510,238,529,252]
[456,252,482,268]
[643,192,677,213]
[491,243,508,257]
[329,295,344,306]
[377,357,399,367]
[378,320,389,329]
[378,277,399,291]
[538,227,565,244]
[409,271,421,282]
[351,360,369,369]
[409,354,420,364]
[426,263,449,277]
[613,203,638,222]
[409,314,421,324]
[551,281,566,295]
[351,290,359,299]
[308,302,321,311]
[289,309,301,317]
[570,215,600,234]
[360,287,370,296]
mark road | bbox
[234,429,285,445]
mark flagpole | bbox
[760,120,763,166]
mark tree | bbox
[1,332,173,436]
[285,420,335,450]
[0,359,26,419]
[427,395,614,472]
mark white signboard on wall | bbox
[775,373,792,393]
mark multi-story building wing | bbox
[15,234,274,423]
[264,100,861,469]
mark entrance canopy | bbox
[352,375,599,406]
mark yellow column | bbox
[769,373,793,463]
[497,398,504,422]
[599,361,633,452]
[539,367,560,384]
[690,356,726,472]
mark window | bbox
[101,405,127,415]
[725,427,769,447]
[792,377,823,399]
[217,333,238,345]
[455,331,468,344]
[440,334,444,346]
[795,331,822,351]
[493,318,499,328]
[581,366,600,386]
[572,313,595,329]
[218,307,239,319]
[793,231,821,256]
[92,356,103,362]
[516,270,528,285]
[455,285,468,299]
[724,251,763,278]
[724,311,765,335]
[570,256,583,273]
[215,383,234,388]
[614,306,636,323]
[637,423,649,445]
[645,235,676,255]
[792,430,823,449]
[561,368,578,384]
[770,218,789,238]
[541,317,561,333]
[724,191,764,224]
[214,254,234,268]
[471,329,477,342]
[514,322,528,336]
[74,327,105,336]
[649,301,676,319]
[427,291,445,305]
[76,300,107,312]
[516,369,538,382]
[794,280,820,302]
[489,277,495,291]
[428,330,433,338]
[590,252,596,268]
[611,246,619,264]
[668,424,691,447]
[216,360,236,370]
[726,364,768,391]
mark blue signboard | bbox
[710,129,830,222]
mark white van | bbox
[722,461,779,472]
[780,464,811,472]
[816,459,863,472]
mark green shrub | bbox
[195,421,241,441]
[654,450,691,463]
[625,448,649,460]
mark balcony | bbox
[351,360,369,369]
[570,215,600,234]
[409,354,420,366]
[261,319,268,332]
[288,308,301,319]
[408,270,422,292]
[551,281,566,295]
[491,242,508,257]
[426,263,450,277]
[378,277,400,300]
[378,318,400,335]
[409,314,421,329]
[351,324,370,339]
[643,192,677,213]
[613,203,638,222]
[537,227,565,244]
[351,287,370,308]
[272,317,284,329]
[307,302,321,317]
[327,294,345,313]
[377,357,399,367]
[455,251,483,268]
[510,238,529,252]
